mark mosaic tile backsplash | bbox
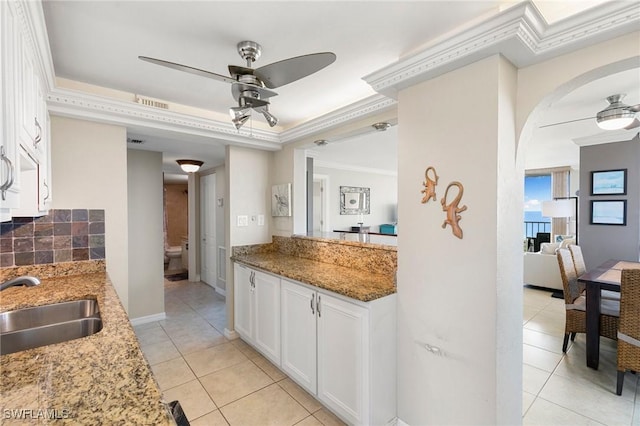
[0,209,106,268]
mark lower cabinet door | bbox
[233,263,253,341]
[317,292,369,425]
[280,279,317,394]
[253,270,281,365]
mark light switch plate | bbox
[237,215,249,227]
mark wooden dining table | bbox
[578,259,640,369]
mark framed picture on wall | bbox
[590,200,626,226]
[590,169,627,195]
[271,183,292,217]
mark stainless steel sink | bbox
[0,299,102,355]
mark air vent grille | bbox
[135,95,169,110]
[127,138,145,144]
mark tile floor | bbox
[135,280,640,425]
[134,279,345,425]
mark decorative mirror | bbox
[340,186,370,215]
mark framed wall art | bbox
[590,200,626,226]
[272,183,292,217]
[340,186,370,215]
[590,169,627,196]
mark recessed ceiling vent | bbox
[135,95,169,110]
[127,138,145,145]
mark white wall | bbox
[215,165,226,291]
[315,166,397,233]
[397,55,521,425]
[50,116,130,311]
[127,149,164,320]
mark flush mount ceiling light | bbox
[177,159,204,173]
[314,139,328,146]
[596,94,639,130]
[372,122,391,131]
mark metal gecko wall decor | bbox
[420,166,467,239]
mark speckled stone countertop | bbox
[231,237,396,302]
[0,266,175,425]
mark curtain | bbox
[551,169,570,239]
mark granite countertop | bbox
[232,252,395,302]
[0,272,175,425]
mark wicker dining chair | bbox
[556,248,619,352]
[569,244,620,301]
[616,269,640,395]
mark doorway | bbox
[200,173,217,289]
[312,174,329,233]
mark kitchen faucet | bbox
[0,276,41,291]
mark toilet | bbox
[165,246,183,271]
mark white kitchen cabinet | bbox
[0,1,52,221]
[280,280,317,394]
[280,277,397,426]
[233,263,281,365]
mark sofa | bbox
[523,237,576,291]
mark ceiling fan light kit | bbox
[140,40,336,130]
[176,159,204,173]
[372,122,391,131]
[596,94,639,130]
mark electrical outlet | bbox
[237,215,249,227]
[258,215,265,226]
[251,215,257,222]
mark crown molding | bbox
[363,1,640,98]
[47,87,283,150]
[279,94,397,144]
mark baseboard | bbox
[224,328,239,340]
[215,287,226,297]
[130,312,166,326]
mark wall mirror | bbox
[340,186,370,215]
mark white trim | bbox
[363,1,640,98]
[396,418,409,426]
[315,160,397,177]
[129,312,167,326]
[224,328,239,340]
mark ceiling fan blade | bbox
[625,117,640,129]
[228,65,254,78]
[254,52,336,89]
[629,104,640,113]
[139,56,236,84]
[538,116,594,128]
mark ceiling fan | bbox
[540,94,640,130]
[139,41,336,130]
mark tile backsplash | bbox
[0,209,106,268]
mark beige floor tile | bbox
[150,357,196,391]
[295,415,324,426]
[200,360,274,407]
[523,344,563,373]
[523,328,565,354]
[133,321,161,332]
[522,391,536,416]
[232,338,262,359]
[220,383,309,426]
[190,410,229,426]
[136,325,172,347]
[312,408,347,426]
[539,374,634,425]
[171,328,228,355]
[163,379,217,421]
[184,342,248,377]
[141,339,181,366]
[279,378,322,413]
[524,310,566,336]
[523,304,540,324]
[252,354,287,381]
[523,397,605,425]
[523,364,551,395]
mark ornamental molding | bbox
[47,88,283,150]
[363,1,640,98]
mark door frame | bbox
[313,174,330,233]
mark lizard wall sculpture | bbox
[420,166,439,204]
[441,181,467,239]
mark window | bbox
[524,174,552,238]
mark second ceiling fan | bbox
[140,41,336,129]
[540,94,640,131]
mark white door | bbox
[253,270,281,365]
[317,292,369,425]
[312,180,323,233]
[281,279,318,394]
[200,173,217,287]
[233,263,253,341]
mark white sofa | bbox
[523,238,576,291]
